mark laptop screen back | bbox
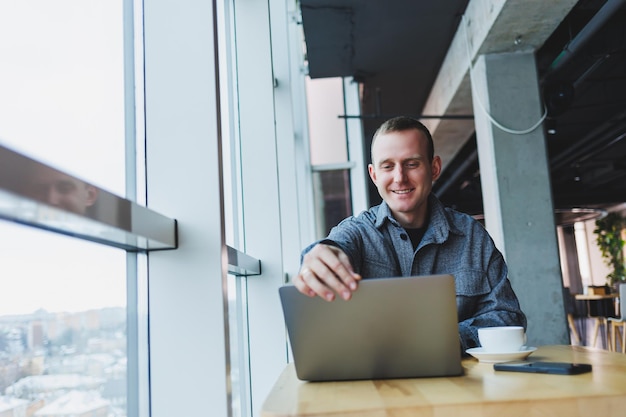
[279,274,463,381]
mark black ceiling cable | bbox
[338,86,473,120]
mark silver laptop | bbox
[279,274,463,381]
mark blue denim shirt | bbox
[302,194,527,351]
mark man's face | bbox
[26,167,98,215]
[368,129,441,228]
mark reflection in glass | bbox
[24,164,99,216]
[0,144,176,251]
[313,169,353,238]
[0,147,103,219]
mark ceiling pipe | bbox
[338,114,473,120]
[544,0,626,80]
[550,108,626,170]
[339,85,473,120]
[576,131,626,165]
[572,53,611,89]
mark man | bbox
[24,163,99,215]
[294,116,526,350]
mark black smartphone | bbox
[493,361,592,375]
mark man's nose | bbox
[393,166,406,182]
[45,187,62,205]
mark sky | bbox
[0,1,127,316]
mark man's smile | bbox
[392,188,414,194]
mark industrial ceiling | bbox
[300,0,626,217]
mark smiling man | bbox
[294,116,526,351]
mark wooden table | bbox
[261,345,626,417]
[574,293,619,318]
[575,293,618,300]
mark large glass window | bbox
[1,1,308,416]
[306,77,348,166]
[312,169,353,237]
[305,77,354,237]
[0,2,129,416]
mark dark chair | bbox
[585,286,616,349]
[562,287,581,345]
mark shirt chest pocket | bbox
[454,269,490,297]
[360,257,400,278]
[453,269,490,320]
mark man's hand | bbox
[294,243,362,301]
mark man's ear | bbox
[85,186,99,207]
[431,156,442,182]
[368,163,377,184]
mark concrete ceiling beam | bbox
[421,0,578,171]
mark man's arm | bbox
[294,243,362,301]
[457,255,527,351]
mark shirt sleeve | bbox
[300,217,365,269]
[457,250,527,352]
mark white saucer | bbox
[465,346,537,363]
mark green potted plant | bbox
[593,212,626,288]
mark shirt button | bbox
[400,233,408,241]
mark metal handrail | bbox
[0,143,263,274]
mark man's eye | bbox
[406,162,419,168]
[55,181,76,194]
[31,185,48,197]
[381,164,393,170]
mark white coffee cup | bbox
[478,326,526,352]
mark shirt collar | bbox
[374,201,396,228]
[374,195,463,243]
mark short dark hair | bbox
[371,116,434,162]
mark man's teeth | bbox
[393,189,412,194]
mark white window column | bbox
[233,0,302,413]
[143,1,231,416]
